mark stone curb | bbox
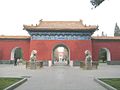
[4,78,27,90]
[94,78,117,90]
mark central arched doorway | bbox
[52,44,70,66]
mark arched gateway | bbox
[23,20,97,66]
[52,44,70,66]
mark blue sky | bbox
[0,0,119,36]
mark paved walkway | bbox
[0,64,120,90]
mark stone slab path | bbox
[0,64,120,90]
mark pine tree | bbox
[90,0,105,8]
[99,49,107,62]
[14,48,23,59]
[114,23,120,36]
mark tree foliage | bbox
[14,48,23,59]
[114,23,120,36]
[90,0,105,8]
[99,49,107,62]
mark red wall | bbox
[0,39,30,60]
[30,40,92,61]
[1,38,120,62]
[92,40,120,61]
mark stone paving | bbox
[0,63,120,90]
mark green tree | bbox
[90,0,105,8]
[114,23,120,36]
[99,49,107,62]
[14,48,23,59]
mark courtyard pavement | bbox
[0,63,120,90]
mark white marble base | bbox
[70,60,73,67]
[48,60,52,67]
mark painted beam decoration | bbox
[28,31,92,40]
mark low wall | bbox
[73,61,81,66]
[0,60,14,64]
[107,61,120,65]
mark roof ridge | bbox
[0,35,30,39]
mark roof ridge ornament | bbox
[39,19,43,26]
[39,19,43,22]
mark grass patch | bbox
[99,78,120,90]
[0,77,22,90]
